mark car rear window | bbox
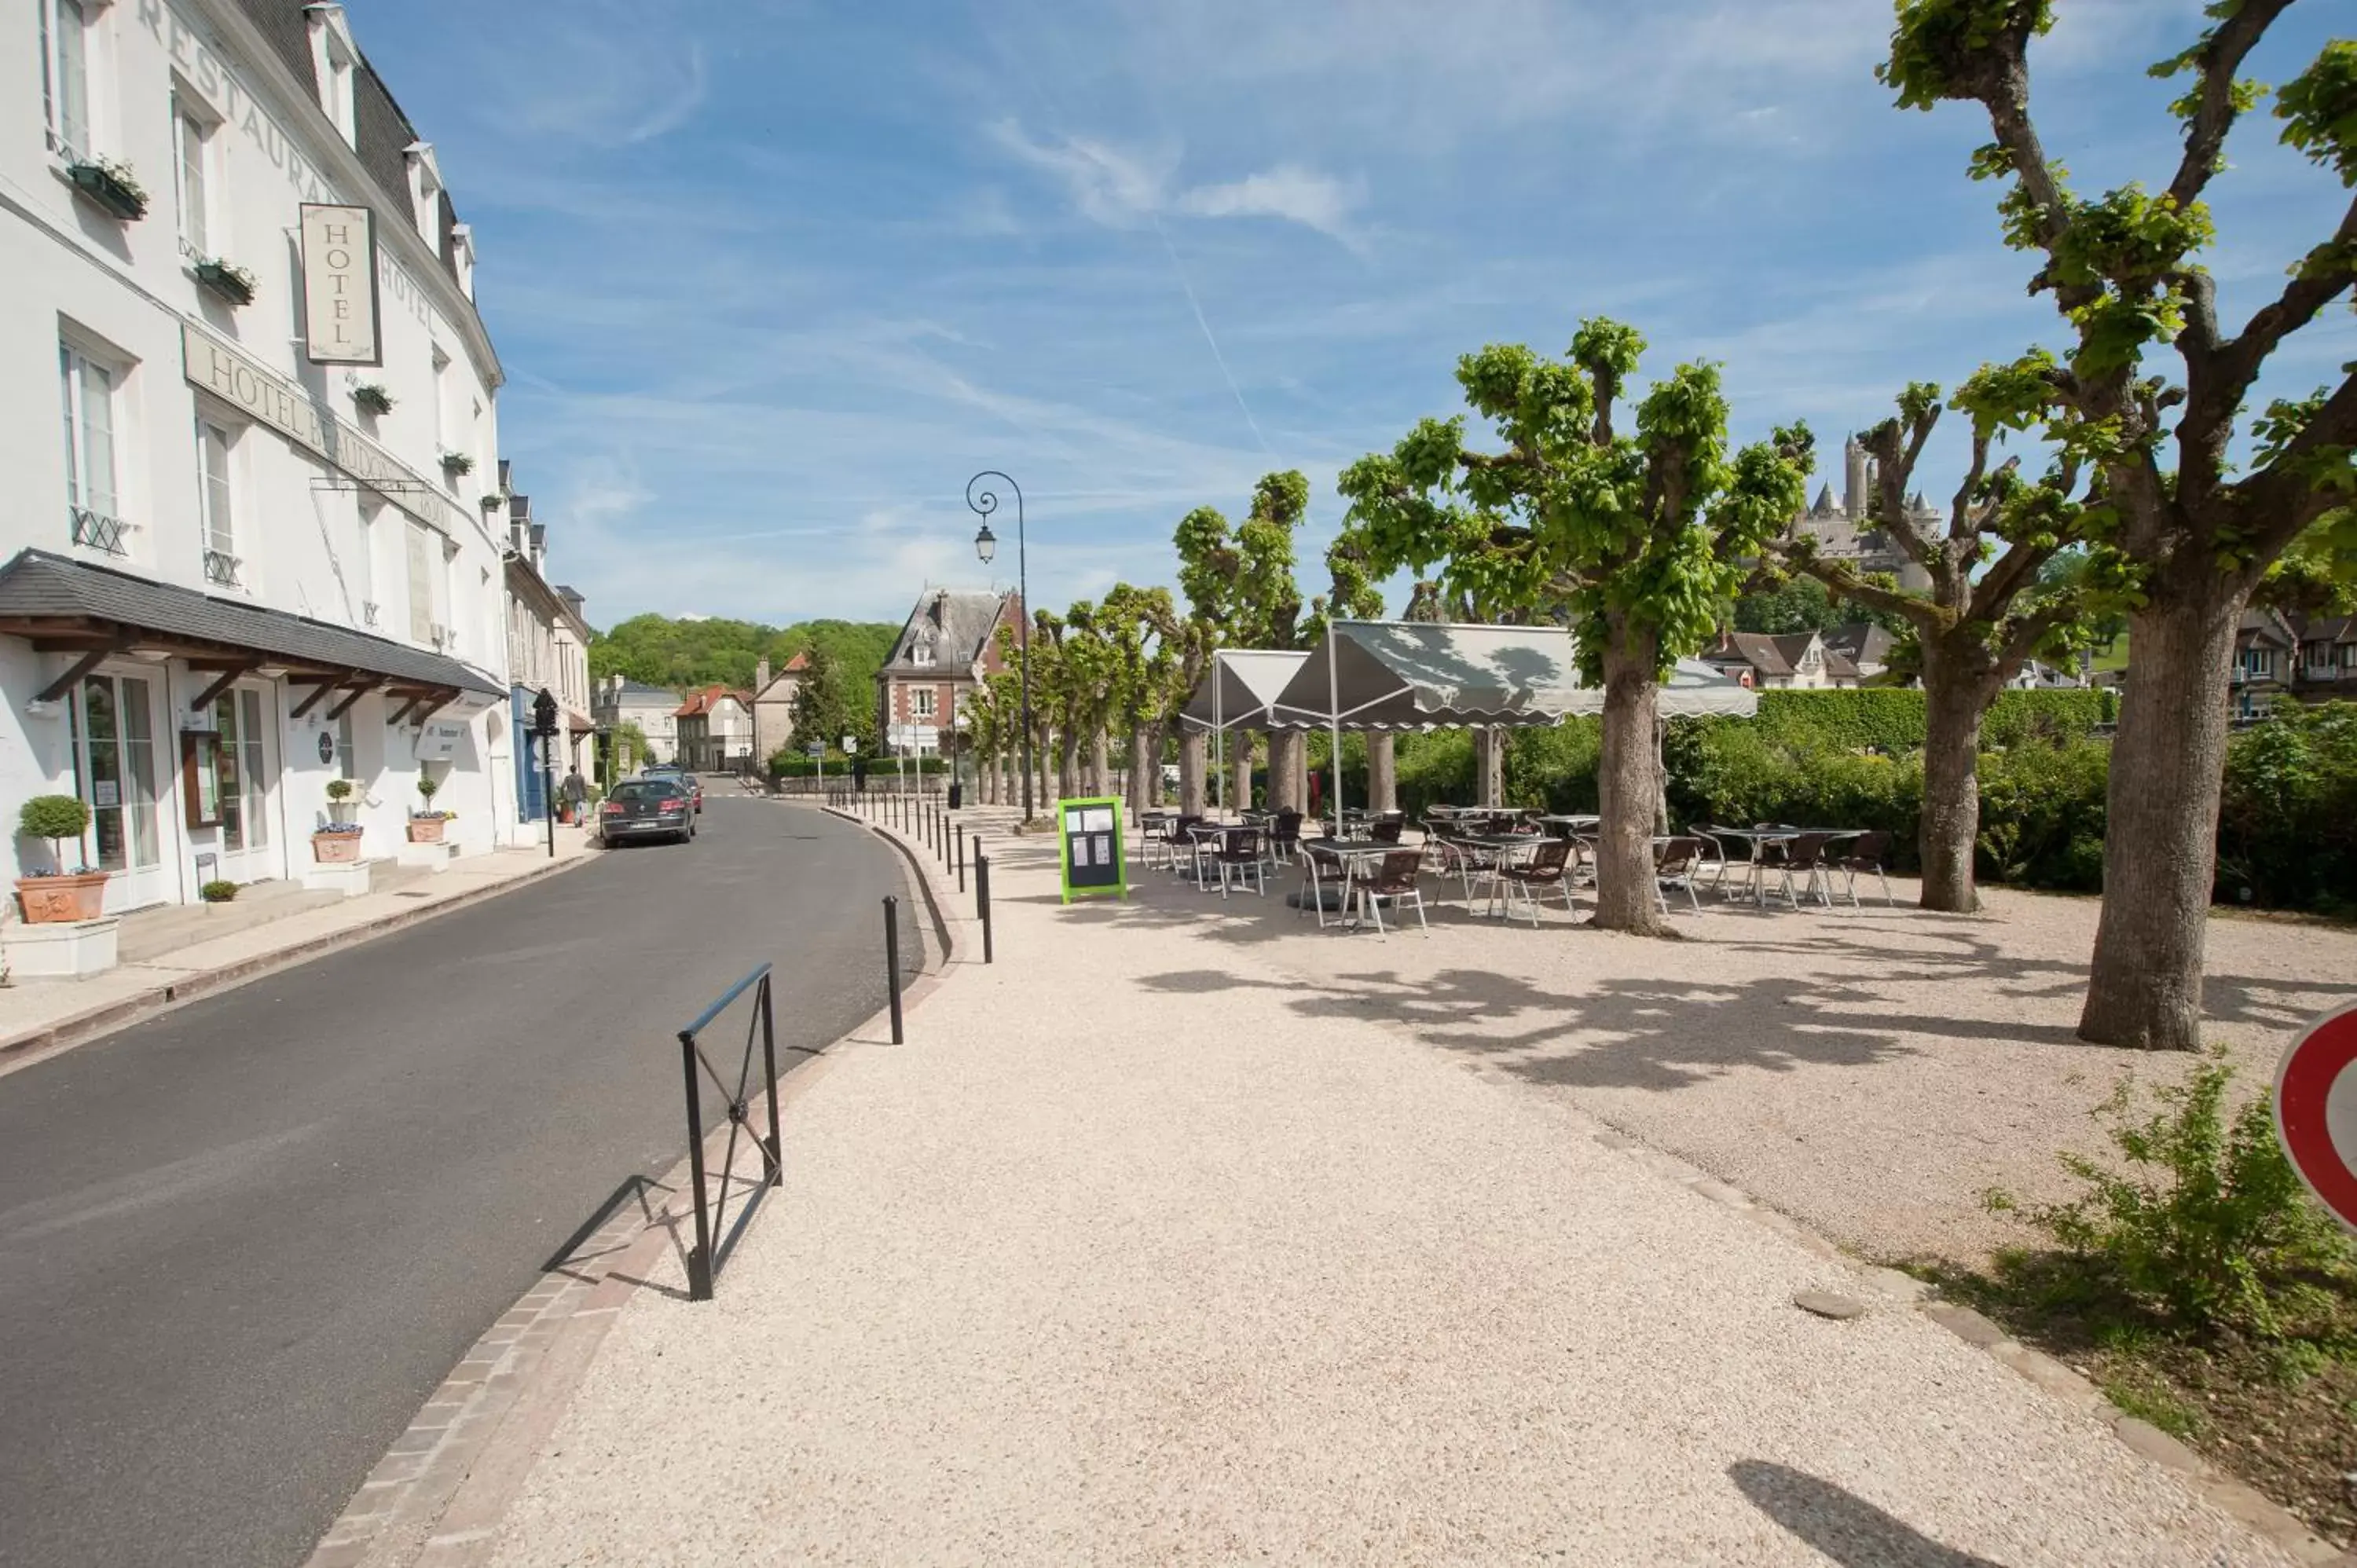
[611,781,683,801]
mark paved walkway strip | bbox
[460,806,2315,1567]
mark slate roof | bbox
[0,548,500,695]
[879,589,1016,676]
[1702,630,1859,683]
[1821,621,1897,671]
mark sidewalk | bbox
[469,806,2315,1566]
[0,828,598,1075]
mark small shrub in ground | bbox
[199,880,238,903]
[1984,1049,2357,1343]
[1973,738,2110,892]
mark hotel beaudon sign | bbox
[181,325,460,538]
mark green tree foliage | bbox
[588,614,896,696]
[2253,507,2357,617]
[786,643,874,756]
[1879,2,2357,1046]
[1733,573,1912,636]
[1337,319,1812,932]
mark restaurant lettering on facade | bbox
[181,326,464,539]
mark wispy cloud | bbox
[1178,164,1364,246]
[988,119,1362,247]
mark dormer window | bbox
[911,643,935,667]
[405,141,443,244]
[450,222,475,299]
[304,5,358,147]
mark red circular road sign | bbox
[2275,1001,2357,1233]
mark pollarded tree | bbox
[1172,504,1241,814]
[1883,2,2357,1047]
[1340,320,1813,934]
[1774,368,2091,912]
[1233,471,1314,811]
[1103,583,1180,808]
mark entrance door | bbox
[212,685,280,883]
[72,670,169,910]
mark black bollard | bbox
[883,896,904,1044]
[976,851,993,965]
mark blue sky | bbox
[358,0,2355,631]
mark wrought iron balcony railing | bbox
[203,548,243,588]
[69,507,130,556]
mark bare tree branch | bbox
[2164,0,2295,209]
[2223,369,2357,570]
[1996,599,2075,678]
[1862,420,1941,575]
[1947,434,1994,546]
[1778,547,1946,636]
[1967,529,2058,628]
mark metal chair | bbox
[1357,848,1429,936]
[1296,844,1345,928]
[1655,836,1705,914]
[1832,830,1896,907]
[1498,837,1576,925]
[1688,826,1734,897]
[1268,809,1303,864]
[1213,826,1267,899]
[1777,832,1838,909]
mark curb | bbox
[0,849,599,1072]
[1579,1123,2350,1566]
[304,804,970,1568]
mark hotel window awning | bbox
[0,548,503,720]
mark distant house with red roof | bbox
[674,684,753,771]
[751,651,810,762]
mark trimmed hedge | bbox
[768,752,948,778]
[1750,687,2114,754]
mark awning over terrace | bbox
[1180,649,1309,731]
[1265,621,1583,732]
[1560,658,1759,720]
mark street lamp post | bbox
[967,471,1032,820]
[532,687,559,859]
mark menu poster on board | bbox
[1055,795,1129,904]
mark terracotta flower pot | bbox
[311,832,363,864]
[406,817,446,844]
[16,870,110,923]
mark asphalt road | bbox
[0,795,911,1568]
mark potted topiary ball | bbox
[16,794,108,922]
[313,779,365,862]
[407,771,450,843]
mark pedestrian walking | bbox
[853,754,867,794]
[562,766,588,823]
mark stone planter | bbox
[16,871,110,924]
[327,800,359,826]
[311,831,364,864]
[405,816,447,844]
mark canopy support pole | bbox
[1213,651,1223,818]
[1328,621,1342,841]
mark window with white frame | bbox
[913,688,937,720]
[38,0,93,160]
[58,338,122,551]
[431,347,452,457]
[307,5,357,147]
[2242,647,2275,680]
[172,93,214,258]
[408,143,442,243]
[196,418,241,587]
[405,522,434,644]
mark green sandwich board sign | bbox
[1055,796,1127,904]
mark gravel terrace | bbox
[482,813,2308,1566]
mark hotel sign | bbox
[300,203,383,365]
[181,325,461,539]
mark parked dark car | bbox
[643,764,702,814]
[601,778,696,844]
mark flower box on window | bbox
[439,451,475,478]
[352,383,395,416]
[194,258,257,306]
[67,159,148,222]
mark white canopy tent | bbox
[1178,649,1309,812]
[1265,621,1758,835]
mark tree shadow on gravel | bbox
[1728,1462,2006,1568]
[1136,963,1916,1091]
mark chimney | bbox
[755,657,771,691]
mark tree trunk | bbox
[1917,639,1992,914]
[1058,729,1079,801]
[1592,625,1665,935]
[1474,728,1505,807]
[1180,730,1207,815]
[2078,583,2245,1050]
[1146,723,1168,805]
[1233,744,1255,814]
[1128,727,1152,815]
[1265,731,1304,815]
[1034,731,1054,815]
[1090,730,1111,796]
[1368,732,1398,812]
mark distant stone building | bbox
[592,677,681,764]
[1789,436,1938,592]
[750,652,808,762]
[674,686,753,771]
[874,588,1023,757]
[1699,628,1862,690]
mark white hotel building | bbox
[1,0,552,910]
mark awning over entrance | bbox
[0,548,503,722]
[1180,649,1310,731]
[1266,621,1583,731]
[1560,658,1759,720]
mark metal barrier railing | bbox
[675,964,782,1301]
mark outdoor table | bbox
[1303,837,1393,928]
[1182,821,1248,889]
[1451,833,1545,916]
[1702,827,1866,906]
